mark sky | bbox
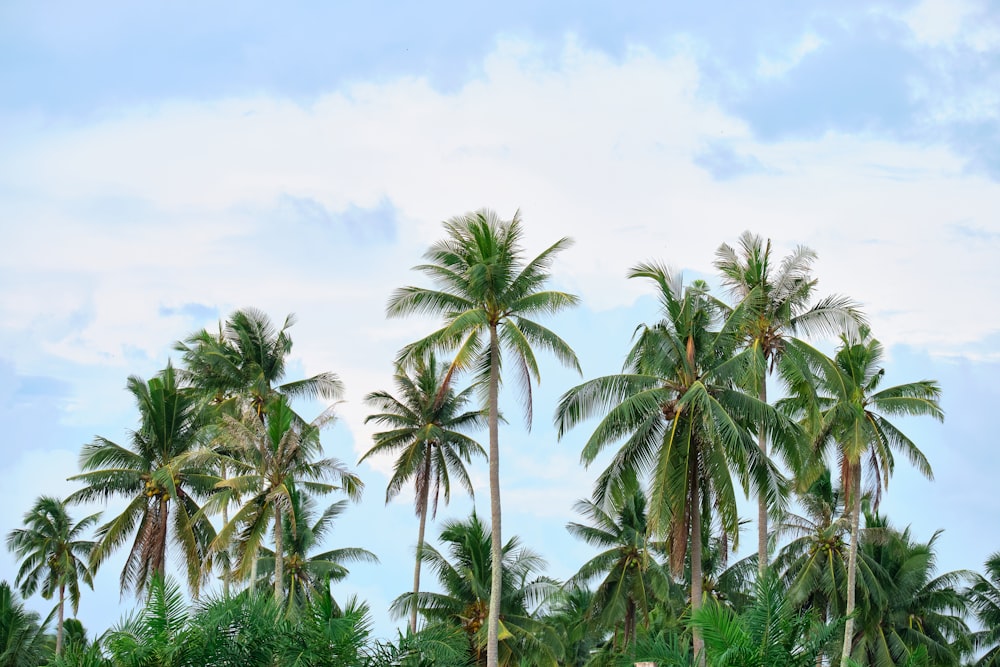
[1,0,999,640]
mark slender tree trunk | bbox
[274,506,284,602]
[757,378,769,575]
[625,597,636,649]
[153,494,169,580]
[411,449,432,634]
[221,461,231,598]
[486,323,502,667]
[56,583,65,656]
[841,465,861,667]
[817,604,827,667]
[690,454,705,667]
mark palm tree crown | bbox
[176,308,344,421]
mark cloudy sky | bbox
[2,0,999,638]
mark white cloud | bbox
[756,32,824,79]
[1,36,997,443]
[902,0,1000,51]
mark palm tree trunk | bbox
[221,461,231,598]
[153,494,169,579]
[56,583,65,655]
[486,323,502,667]
[274,506,284,602]
[757,378,769,575]
[625,596,636,649]
[690,455,705,667]
[841,465,861,666]
[411,449,432,634]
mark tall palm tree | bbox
[211,396,362,603]
[254,484,378,612]
[565,481,667,651]
[785,330,943,666]
[968,552,1000,666]
[556,263,795,662]
[67,363,217,597]
[361,353,486,633]
[6,496,99,655]
[177,308,345,596]
[387,209,580,667]
[390,513,562,666]
[715,231,864,573]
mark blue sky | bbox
[1,0,999,639]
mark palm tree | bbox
[387,209,580,667]
[555,263,794,662]
[67,363,217,597]
[177,308,345,596]
[714,232,864,573]
[542,585,602,667]
[565,481,667,651]
[6,496,99,655]
[254,484,378,612]
[390,513,562,667]
[847,516,969,666]
[773,469,884,632]
[968,552,1000,666]
[0,582,50,667]
[361,353,486,633]
[785,330,943,665]
[211,396,362,603]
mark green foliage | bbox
[6,496,99,654]
[105,575,196,667]
[0,582,49,667]
[847,516,969,667]
[773,470,884,621]
[185,590,285,666]
[565,480,668,650]
[210,395,362,599]
[361,353,486,511]
[176,308,344,420]
[969,552,1000,666]
[47,641,112,667]
[67,364,216,597]
[253,485,378,612]
[692,573,836,667]
[392,513,562,666]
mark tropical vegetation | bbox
[4,224,994,667]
